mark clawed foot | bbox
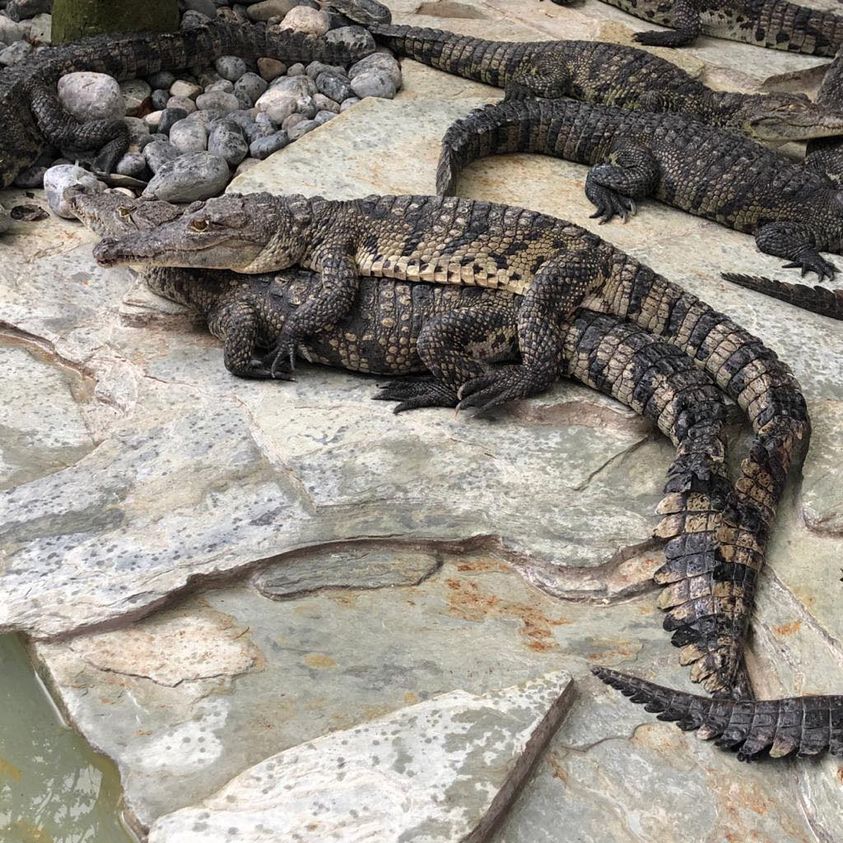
[782,253,837,281]
[374,378,458,413]
[588,185,637,224]
[260,339,297,380]
[457,365,550,414]
[633,30,693,48]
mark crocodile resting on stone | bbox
[0,18,374,191]
[552,0,843,55]
[437,98,843,292]
[92,192,810,700]
[76,189,839,757]
[356,22,843,144]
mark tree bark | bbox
[51,0,180,44]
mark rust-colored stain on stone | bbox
[444,576,569,652]
[0,756,22,781]
[455,558,510,574]
[304,653,336,669]
[546,751,569,784]
[772,620,802,637]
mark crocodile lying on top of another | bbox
[437,98,843,290]
[552,0,843,55]
[0,18,375,191]
[92,191,810,699]
[351,22,843,144]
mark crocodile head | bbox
[732,92,843,143]
[66,187,185,237]
[93,192,313,272]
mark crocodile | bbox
[0,18,374,191]
[437,98,843,280]
[552,0,843,55]
[806,48,843,184]
[91,191,810,697]
[354,23,843,144]
[594,667,843,760]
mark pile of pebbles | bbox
[1,0,401,216]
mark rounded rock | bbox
[204,78,235,94]
[316,71,352,103]
[246,0,293,21]
[181,9,210,27]
[169,118,209,154]
[249,131,289,159]
[257,57,286,82]
[339,96,360,112]
[183,0,217,17]
[116,152,149,179]
[270,74,316,97]
[313,93,339,113]
[58,72,125,121]
[143,139,181,173]
[124,116,151,145]
[350,70,397,99]
[158,107,190,135]
[167,95,198,113]
[151,89,170,110]
[324,25,376,54]
[148,70,177,90]
[120,79,152,117]
[255,88,297,123]
[196,91,241,113]
[349,52,401,88]
[282,112,307,132]
[287,118,319,140]
[13,165,47,189]
[170,79,203,99]
[0,40,33,66]
[279,6,329,36]
[215,55,248,82]
[208,120,249,166]
[234,72,268,106]
[313,110,336,126]
[142,152,230,202]
[44,165,106,218]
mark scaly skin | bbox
[0,18,373,189]
[559,0,843,55]
[438,99,843,281]
[363,23,843,144]
[594,667,843,761]
[91,192,811,695]
[721,273,843,319]
[806,49,843,183]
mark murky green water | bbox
[0,635,137,843]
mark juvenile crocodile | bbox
[438,98,843,280]
[806,48,843,183]
[92,191,810,697]
[0,18,373,190]
[594,667,843,760]
[358,23,843,144]
[556,0,843,55]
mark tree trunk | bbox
[51,0,180,44]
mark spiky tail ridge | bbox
[593,257,810,695]
[722,274,843,320]
[593,667,843,761]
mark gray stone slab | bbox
[147,671,575,843]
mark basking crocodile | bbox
[438,98,843,280]
[356,23,843,144]
[594,667,843,760]
[0,18,373,190]
[806,48,843,184]
[553,0,843,55]
[92,191,810,697]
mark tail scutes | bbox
[722,273,843,320]
[592,666,843,760]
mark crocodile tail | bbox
[438,99,590,196]
[368,23,522,88]
[722,274,843,320]
[593,667,843,760]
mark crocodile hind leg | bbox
[26,79,130,176]
[755,221,837,280]
[585,142,660,224]
[458,254,599,412]
[504,51,572,100]
[632,1,702,48]
[376,298,519,413]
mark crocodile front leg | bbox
[26,79,130,176]
[755,222,837,280]
[266,248,360,377]
[632,0,702,48]
[585,142,660,224]
[208,299,285,380]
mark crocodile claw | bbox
[587,185,637,224]
[457,365,548,414]
[782,255,837,281]
[263,339,297,380]
[374,378,458,413]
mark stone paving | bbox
[2,0,843,840]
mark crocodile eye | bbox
[190,218,209,232]
[118,206,132,217]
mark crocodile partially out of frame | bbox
[436,98,843,281]
[552,0,843,55]
[91,191,810,699]
[356,22,843,144]
[0,18,374,191]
